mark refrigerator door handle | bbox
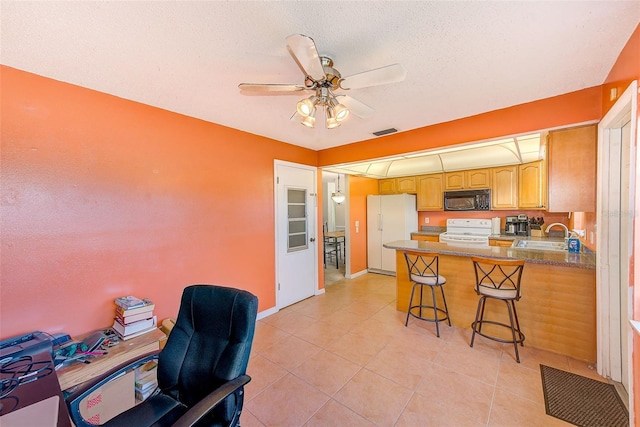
[378,213,383,231]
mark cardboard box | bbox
[79,370,135,424]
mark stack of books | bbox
[134,360,158,402]
[112,296,157,340]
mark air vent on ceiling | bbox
[372,128,398,136]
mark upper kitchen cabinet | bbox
[417,173,444,211]
[379,177,417,194]
[518,160,547,209]
[547,125,597,212]
[491,165,518,209]
[396,176,417,193]
[444,169,490,190]
[379,178,396,194]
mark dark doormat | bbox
[540,364,628,427]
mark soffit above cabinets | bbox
[324,132,545,178]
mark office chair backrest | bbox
[158,285,258,423]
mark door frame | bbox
[274,160,320,311]
[596,80,637,414]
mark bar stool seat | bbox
[470,256,525,362]
[403,250,451,337]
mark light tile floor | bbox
[242,272,608,426]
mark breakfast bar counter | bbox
[384,240,596,362]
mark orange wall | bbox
[1,66,317,337]
[347,176,379,274]
[318,87,602,167]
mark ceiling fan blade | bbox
[238,83,306,94]
[285,34,325,82]
[338,95,375,119]
[340,63,407,90]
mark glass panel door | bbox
[287,188,307,252]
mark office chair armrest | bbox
[172,374,251,427]
[65,350,161,427]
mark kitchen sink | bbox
[511,239,567,252]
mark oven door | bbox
[439,232,489,246]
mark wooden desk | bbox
[324,230,345,239]
[57,328,166,391]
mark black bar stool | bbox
[470,256,525,362]
[403,250,451,337]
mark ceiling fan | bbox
[238,34,407,129]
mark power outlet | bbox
[424,217,430,224]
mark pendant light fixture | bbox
[331,175,345,204]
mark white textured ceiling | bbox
[1,1,638,152]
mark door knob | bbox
[310,238,316,242]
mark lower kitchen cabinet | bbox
[489,238,513,247]
[411,234,439,242]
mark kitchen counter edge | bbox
[384,240,595,270]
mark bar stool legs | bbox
[403,251,451,338]
[469,256,525,363]
[470,295,525,362]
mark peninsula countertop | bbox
[384,239,595,270]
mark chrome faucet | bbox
[545,222,569,238]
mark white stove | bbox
[439,218,492,246]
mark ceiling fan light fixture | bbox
[328,97,349,122]
[326,107,340,129]
[296,96,317,117]
[334,104,349,121]
[301,110,316,127]
[326,117,340,129]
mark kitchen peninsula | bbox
[384,240,596,362]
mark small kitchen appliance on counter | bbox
[516,214,529,236]
[505,216,518,236]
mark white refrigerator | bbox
[367,194,418,275]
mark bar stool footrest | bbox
[470,319,525,345]
[407,305,450,324]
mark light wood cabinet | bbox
[416,173,444,211]
[518,160,547,209]
[396,176,417,193]
[379,178,396,194]
[490,166,518,209]
[411,234,439,242]
[547,125,597,212]
[379,177,417,194]
[444,169,490,190]
[489,239,513,247]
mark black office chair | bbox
[66,284,258,427]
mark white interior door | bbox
[597,81,636,398]
[619,115,632,393]
[275,161,317,309]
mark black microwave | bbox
[443,189,491,211]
